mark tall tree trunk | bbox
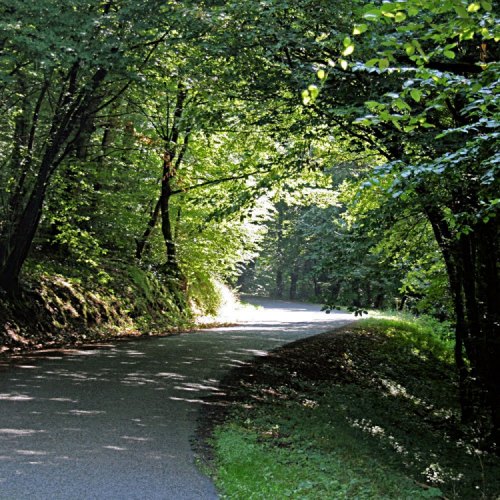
[468,220,500,445]
[135,84,190,272]
[0,153,55,293]
[426,204,500,445]
[289,264,299,300]
[313,277,320,297]
[160,150,180,277]
[273,201,285,299]
[274,269,284,299]
[374,293,385,309]
[425,204,476,422]
[329,281,342,302]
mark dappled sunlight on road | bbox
[0,297,355,499]
[0,428,44,436]
[0,393,34,401]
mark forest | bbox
[0,0,498,453]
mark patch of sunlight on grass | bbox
[357,315,454,364]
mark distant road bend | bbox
[0,297,353,499]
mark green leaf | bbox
[395,12,407,22]
[467,2,481,12]
[317,69,326,80]
[454,5,469,17]
[480,1,492,11]
[379,59,390,70]
[410,89,422,102]
[460,29,475,40]
[342,44,355,56]
[394,99,411,111]
[443,50,455,59]
[343,37,352,47]
[353,24,368,35]
[365,100,381,109]
[339,59,349,70]
[308,84,319,100]
[380,3,398,13]
[363,9,381,21]
[405,44,415,56]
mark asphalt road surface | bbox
[0,297,354,499]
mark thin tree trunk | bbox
[274,269,284,299]
[289,265,299,300]
[135,83,189,274]
[274,201,285,299]
[136,197,161,260]
[160,150,182,280]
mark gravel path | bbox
[0,297,353,499]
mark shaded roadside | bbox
[197,321,500,499]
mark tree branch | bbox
[170,168,269,196]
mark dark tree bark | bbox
[160,149,181,277]
[0,67,107,294]
[328,281,342,302]
[374,293,385,309]
[135,83,190,281]
[425,203,500,446]
[273,202,286,299]
[136,198,161,260]
[274,269,284,299]
[313,277,321,297]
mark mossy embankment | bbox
[0,259,197,354]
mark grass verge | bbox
[201,316,500,499]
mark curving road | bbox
[0,297,354,499]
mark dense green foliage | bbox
[346,0,500,440]
[210,317,500,499]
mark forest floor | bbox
[196,320,500,499]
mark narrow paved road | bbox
[0,297,353,499]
